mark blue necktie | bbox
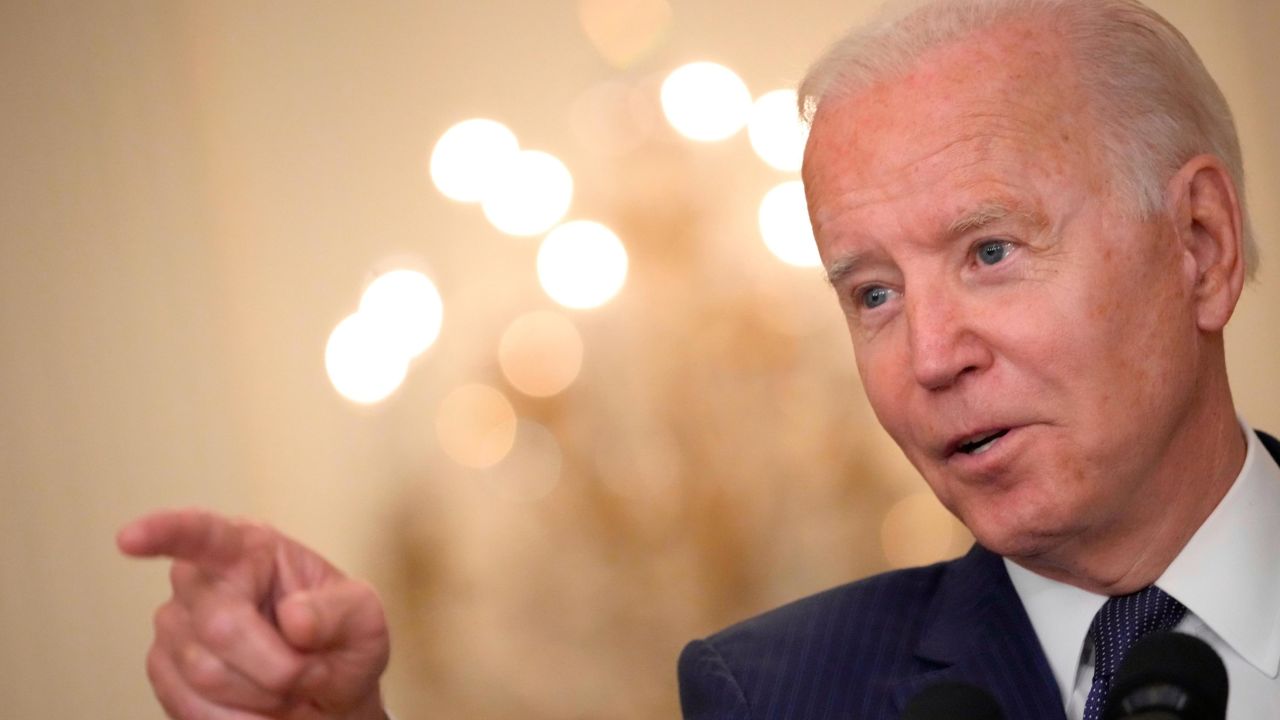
[1082,586,1188,720]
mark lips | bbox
[946,427,1013,457]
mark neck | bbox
[1013,365,1246,596]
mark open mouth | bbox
[956,428,1011,456]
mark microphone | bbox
[1104,631,1228,720]
[901,680,1004,720]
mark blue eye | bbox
[976,240,1010,266]
[861,286,892,309]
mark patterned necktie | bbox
[1081,586,1188,720]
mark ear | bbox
[1165,154,1245,332]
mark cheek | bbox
[1096,247,1193,359]
[854,340,912,432]
[855,340,946,486]
[1051,248,1198,430]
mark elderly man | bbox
[119,0,1275,719]
[680,0,1274,718]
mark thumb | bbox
[277,580,388,654]
[277,581,390,709]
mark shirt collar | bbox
[1158,422,1280,679]
[1005,559,1104,706]
[1004,419,1280,706]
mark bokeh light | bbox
[578,0,671,69]
[436,384,518,469]
[537,220,629,309]
[880,491,961,569]
[759,180,820,267]
[481,149,574,237]
[358,269,444,360]
[748,89,809,172]
[325,312,411,405]
[660,62,752,142]
[430,118,520,203]
[499,311,584,397]
[486,420,563,502]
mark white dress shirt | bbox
[1006,421,1280,720]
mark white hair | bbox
[799,0,1259,278]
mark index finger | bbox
[117,508,246,568]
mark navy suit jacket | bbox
[678,431,1280,720]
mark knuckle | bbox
[238,522,276,555]
[180,646,226,695]
[349,578,379,601]
[346,579,386,617]
[196,606,240,649]
[153,602,185,641]
[145,608,216,720]
[145,645,165,686]
[350,580,390,635]
[168,561,198,591]
[147,650,185,720]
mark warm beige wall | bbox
[0,1,1275,718]
[0,4,243,717]
[1176,0,1280,429]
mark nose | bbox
[904,287,992,391]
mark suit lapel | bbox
[1257,429,1280,465]
[891,545,1066,719]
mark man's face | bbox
[803,31,1205,562]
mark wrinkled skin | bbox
[802,21,1246,594]
[117,509,389,720]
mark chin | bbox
[955,499,1072,561]
[970,527,1052,560]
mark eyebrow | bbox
[823,201,1049,288]
[948,201,1048,236]
[825,251,869,289]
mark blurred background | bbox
[1,1,1276,717]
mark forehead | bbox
[802,24,1102,244]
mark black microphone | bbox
[1104,631,1228,720]
[901,680,1005,720]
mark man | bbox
[680,1,1275,718]
[119,1,1275,718]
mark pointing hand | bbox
[118,508,390,720]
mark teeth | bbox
[969,435,999,455]
[958,429,1009,455]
